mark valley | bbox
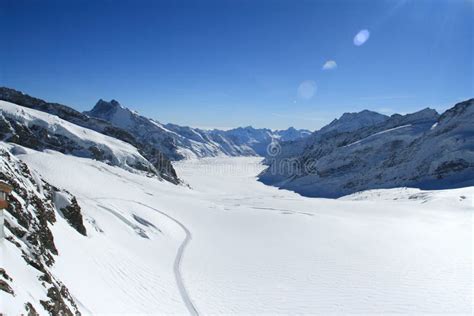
[2,149,472,314]
[1,1,472,314]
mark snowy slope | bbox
[318,109,389,134]
[3,146,471,314]
[0,100,165,177]
[0,143,84,314]
[1,144,190,314]
[0,87,180,184]
[260,99,473,197]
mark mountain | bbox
[318,110,389,135]
[86,99,311,160]
[0,88,311,163]
[207,126,311,157]
[259,99,474,198]
[0,87,179,184]
[0,143,85,314]
[0,100,179,182]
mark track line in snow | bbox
[91,197,199,316]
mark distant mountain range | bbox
[0,87,311,182]
[1,87,472,197]
[259,98,474,197]
[86,99,311,160]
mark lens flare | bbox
[353,29,370,46]
[297,80,317,100]
[322,60,337,70]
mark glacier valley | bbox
[1,148,472,314]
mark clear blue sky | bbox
[1,0,472,130]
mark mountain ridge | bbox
[0,87,180,184]
[86,98,311,160]
[259,98,473,197]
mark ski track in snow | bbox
[92,197,199,316]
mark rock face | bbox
[53,192,87,236]
[86,99,311,160]
[259,99,474,198]
[0,144,85,314]
[0,87,180,184]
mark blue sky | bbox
[1,0,472,130]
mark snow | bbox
[260,100,473,198]
[0,100,152,173]
[4,148,473,314]
[86,100,310,160]
[344,124,412,147]
[319,110,388,135]
[1,237,50,314]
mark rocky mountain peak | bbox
[86,99,136,129]
[90,99,125,115]
[321,109,388,134]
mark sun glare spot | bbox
[322,60,337,70]
[297,80,317,100]
[354,29,370,46]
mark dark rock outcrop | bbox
[0,147,83,314]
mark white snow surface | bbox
[0,100,152,172]
[3,150,473,314]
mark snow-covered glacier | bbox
[1,151,472,314]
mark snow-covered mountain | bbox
[86,99,311,160]
[0,87,180,184]
[0,88,311,163]
[0,100,180,183]
[259,99,474,197]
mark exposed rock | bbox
[53,192,87,236]
[0,146,83,314]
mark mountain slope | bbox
[86,99,310,160]
[0,87,179,184]
[0,100,174,179]
[0,143,85,315]
[259,99,473,197]
[0,88,310,163]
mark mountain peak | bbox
[321,110,388,134]
[339,109,387,121]
[93,99,124,112]
[86,99,135,128]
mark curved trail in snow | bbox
[92,197,199,316]
[134,201,199,316]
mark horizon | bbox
[4,85,471,133]
[1,0,472,130]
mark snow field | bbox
[9,151,473,314]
